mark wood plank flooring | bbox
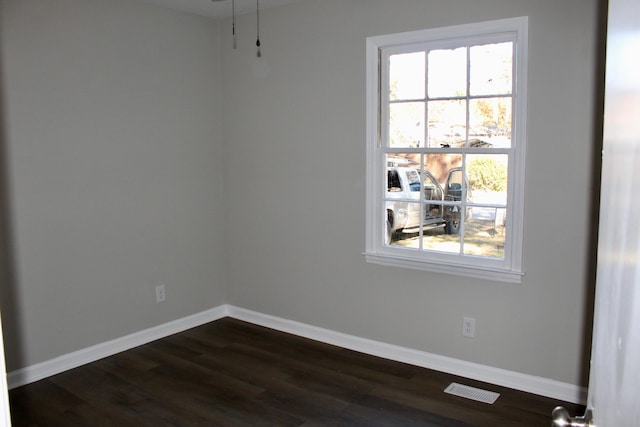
[9,318,585,426]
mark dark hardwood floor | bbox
[9,318,584,426]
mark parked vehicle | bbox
[386,163,467,244]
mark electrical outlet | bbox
[463,317,476,338]
[155,284,166,303]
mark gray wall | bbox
[221,0,602,386]
[0,0,602,389]
[0,0,227,369]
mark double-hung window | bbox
[365,17,528,283]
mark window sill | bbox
[364,252,524,284]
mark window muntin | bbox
[366,17,527,283]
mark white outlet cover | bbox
[463,317,476,338]
[155,285,166,303]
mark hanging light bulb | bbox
[256,0,262,57]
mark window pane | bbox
[390,52,425,101]
[428,47,467,98]
[422,154,465,253]
[389,102,425,148]
[422,168,444,220]
[424,153,463,189]
[463,209,507,258]
[385,154,422,198]
[421,218,462,254]
[469,97,512,148]
[470,42,512,96]
[427,100,466,148]
[387,202,422,248]
[386,155,423,247]
[466,154,509,199]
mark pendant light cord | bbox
[232,0,237,49]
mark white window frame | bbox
[365,17,528,283]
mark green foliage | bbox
[467,158,507,192]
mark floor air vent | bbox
[444,382,500,404]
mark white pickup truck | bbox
[386,164,466,244]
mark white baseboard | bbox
[7,304,587,405]
[226,306,587,405]
[7,306,228,389]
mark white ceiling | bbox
[138,0,300,20]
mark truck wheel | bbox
[444,219,461,235]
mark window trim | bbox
[365,17,528,284]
